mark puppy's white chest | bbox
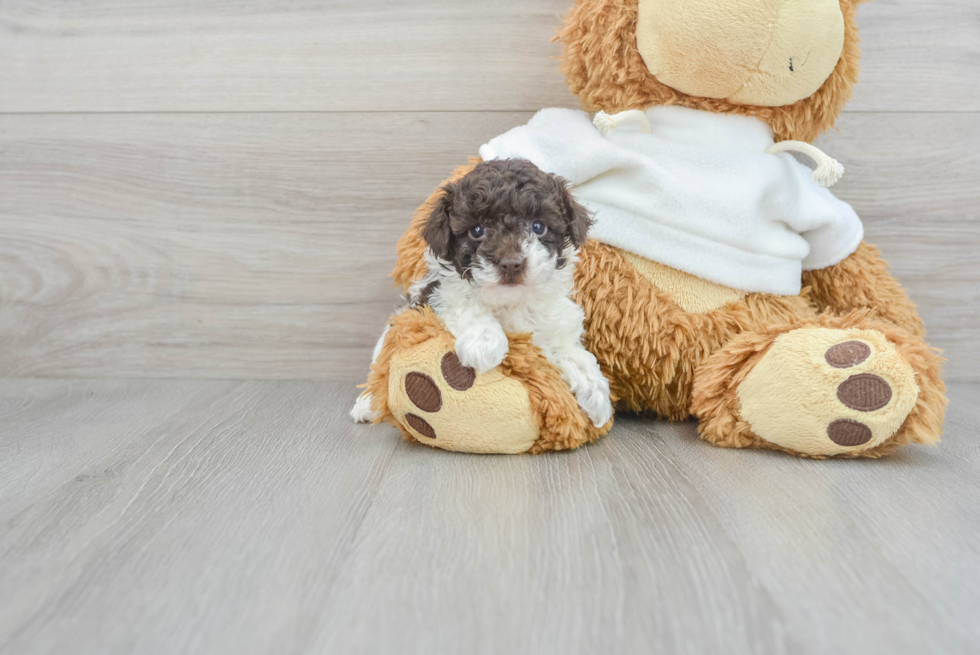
[494,306,537,334]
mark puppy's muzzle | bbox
[497,257,526,285]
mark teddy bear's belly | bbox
[616,249,745,313]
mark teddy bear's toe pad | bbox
[387,335,539,454]
[737,327,919,456]
[827,419,872,447]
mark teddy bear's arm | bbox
[391,158,482,293]
[802,241,925,338]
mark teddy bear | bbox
[361,0,947,458]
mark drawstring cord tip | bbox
[766,140,844,187]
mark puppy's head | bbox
[422,159,592,298]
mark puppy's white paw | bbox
[577,383,613,429]
[556,348,613,428]
[454,323,509,374]
[350,391,378,423]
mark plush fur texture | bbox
[556,0,864,143]
[388,161,947,457]
[574,241,814,419]
[690,311,947,459]
[802,241,926,337]
[372,324,541,453]
[364,306,611,454]
[371,0,948,458]
[736,326,921,456]
[371,159,612,428]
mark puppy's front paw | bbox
[557,349,613,428]
[577,384,613,429]
[350,391,378,423]
[454,324,509,374]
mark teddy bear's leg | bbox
[691,313,947,458]
[803,241,926,338]
[363,306,612,455]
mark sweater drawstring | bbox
[594,110,844,189]
[766,140,845,188]
[593,110,651,136]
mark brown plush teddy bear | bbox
[360,0,947,458]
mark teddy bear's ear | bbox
[422,184,457,260]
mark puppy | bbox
[352,159,612,429]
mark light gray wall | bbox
[1,0,977,380]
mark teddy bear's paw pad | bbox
[440,352,476,391]
[387,338,539,454]
[825,341,871,368]
[836,373,892,412]
[404,372,443,413]
[404,413,437,439]
[737,328,919,457]
[827,419,872,447]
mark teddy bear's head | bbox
[557,0,867,143]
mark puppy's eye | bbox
[469,225,486,239]
[531,221,547,235]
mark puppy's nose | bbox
[499,258,525,277]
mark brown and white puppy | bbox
[420,158,589,292]
[352,159,612,428]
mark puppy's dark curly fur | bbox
[422,159,592,283]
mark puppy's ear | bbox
[554,175,592,248]
[422,184,456,260]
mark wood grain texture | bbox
[0,378,218,523]
[0,112,523,379]
[0,0,977,113]
[0,378,977,654]
[0,0,577,114]
[1,111,977,380]
[0,379,399,655]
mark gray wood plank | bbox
[0,378,218,523]
[0,0,976,113]
[0,379,976,654]
[311,422,797,655]
[318,406,980,655]
[1,111,977,381]
[848,0,980,113]
[0,0,577,114]
[0,379,398,655]
[0,112,525,380]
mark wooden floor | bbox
[0,379,977,655]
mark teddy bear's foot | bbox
[691,314,946,458]
[384,338,540,454]
[365,307,612,454]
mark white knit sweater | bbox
[479,106,863,296]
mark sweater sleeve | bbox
[775,154,865,271]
